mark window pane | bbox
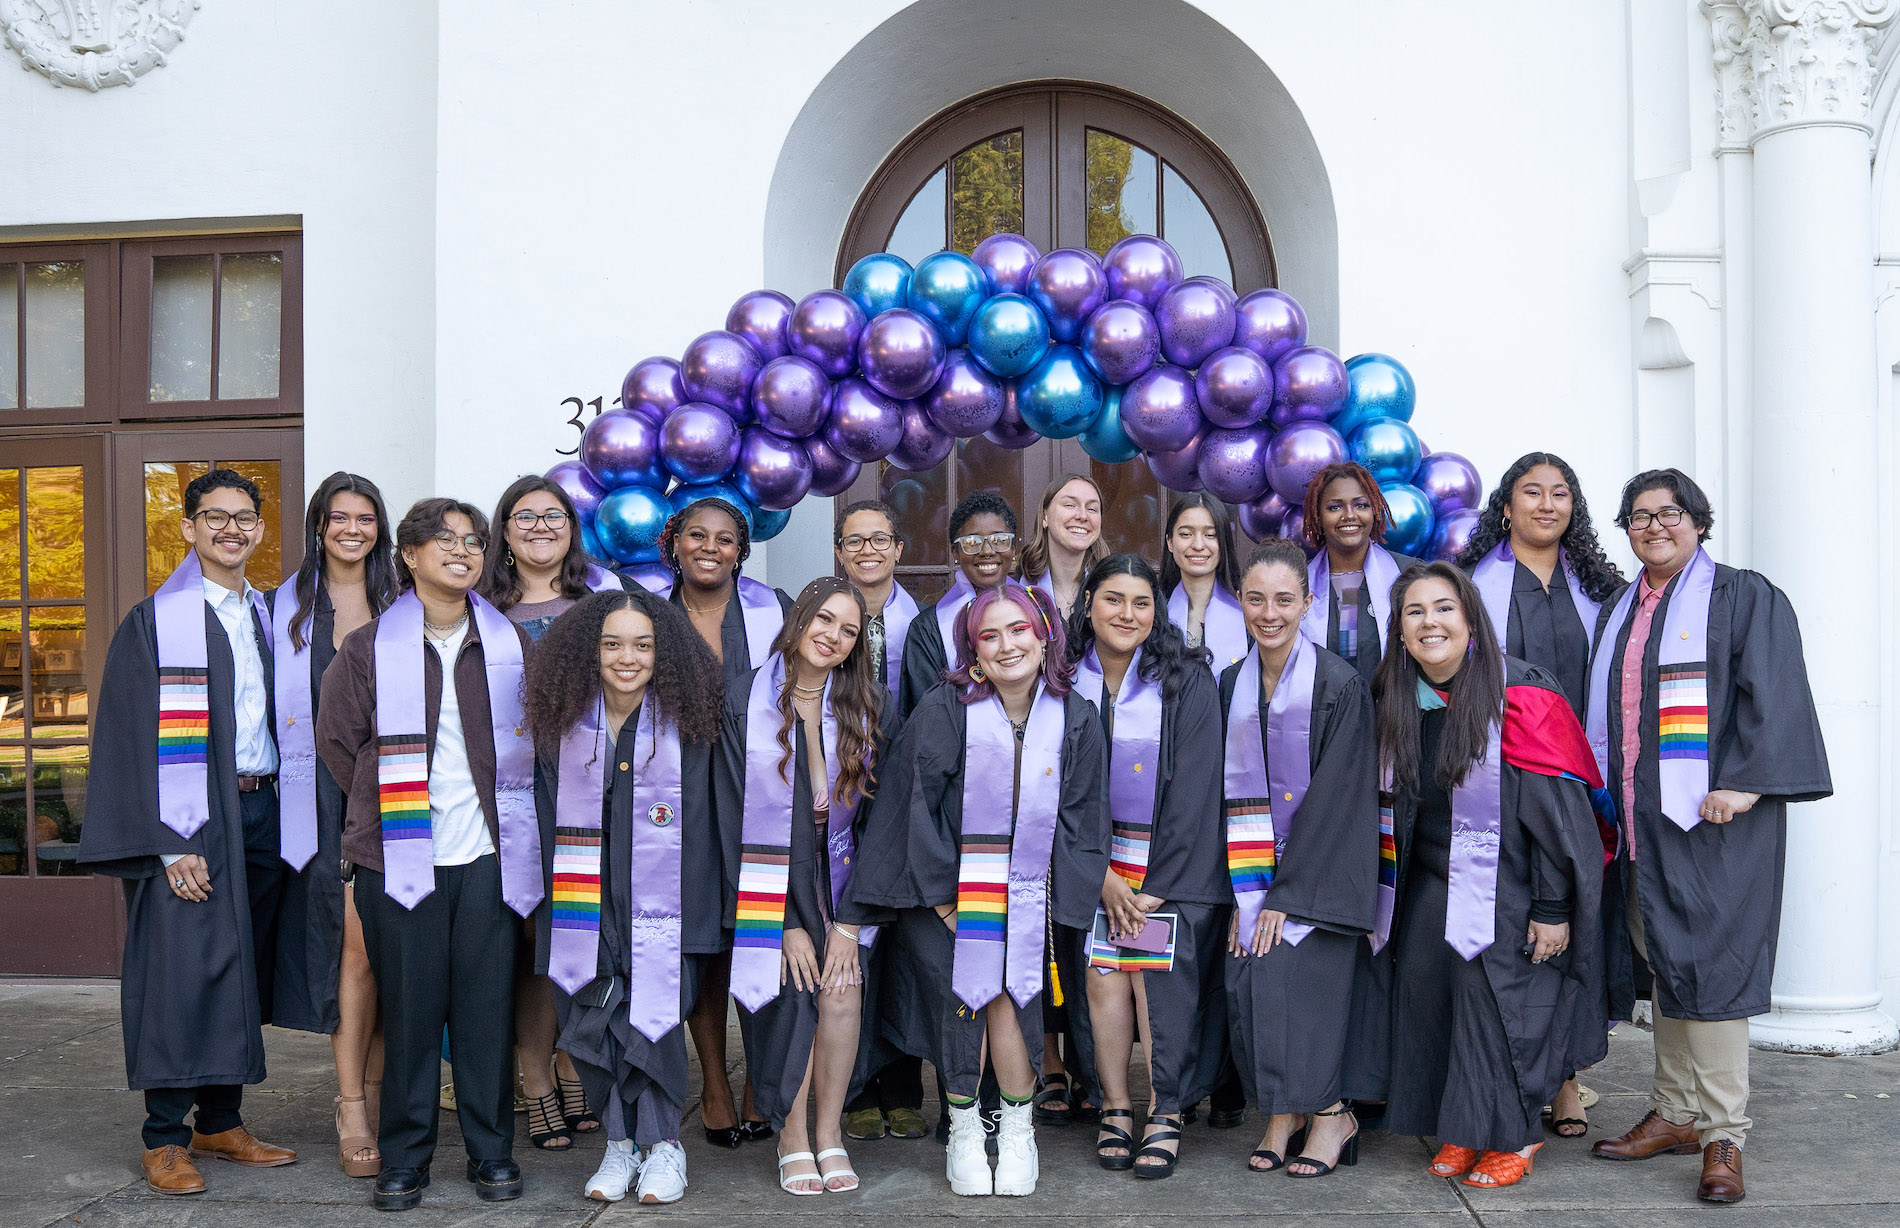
[150,254,214,402]
[887,165,947,267]
[0,265,16,410]
[1086,130,1156,258]
[218,253,282,400]
[144,460,209,594]
[217,459,283,587]
[28,610,86,742]
[951,132,1023,255]
[31,749,86,877]
[0,469,16,600]
[880,461,949,571]
[0,751,24,877]
[23,261,85,409]
[1090,457,1166,558]
[0,608,20,740]
[1162,163,1232,284]
[25,466,83,600]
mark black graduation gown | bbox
[668,582,793,696]
[265,582,348,1034]
[1595,564,1831,1022]
[1488,560,1594,721]
[841,685,1110,1095]
[1321,550,1419,684]
[529,714,730,1131]
[1217,647,1381,1114]
[897,598,952,719]
[713,671,903,1128]
[1383,660,1609,1152]
[77,596,278,1088]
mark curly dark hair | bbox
[1302,462,1390,550]
[948,490,1019,540]
[1064,553,1206,704]
[1158,491,1242,597]
[481,474,597,611]
[1455,452,1625,602]
[522,589,723,755]
[766,577,883,810]
[1614,467,1714,543]
[657,497,752,585]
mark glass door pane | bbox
[22,262,85,409]
[143,460,210,593]
[951,132,1024,254]
[887,165,948,266]
[1162,162,1232,284]
[1085,129,1157,257]
[0,265,17,411]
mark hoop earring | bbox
[969,665,987,684]
[505,548,515,566]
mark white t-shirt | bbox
[426,620,495,867]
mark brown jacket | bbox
[315,610,533,873]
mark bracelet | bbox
[830,922,861,940]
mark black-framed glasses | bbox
[952,532,1016,554]
[1623,507,1686,531]
[839,532,896,552]
[432,530,487,553]
[510,510,570,530]
[192,509,262,532]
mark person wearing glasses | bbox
[897,491,1021,718]
[1586,470,1830,1205]
[316,499,541,1210]
[80,468,300,1196]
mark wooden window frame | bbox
[0,241,115,427]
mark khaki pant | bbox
[1626,880,1752,1146]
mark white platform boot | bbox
[992,1099,1039,1196]
[944,1101,993,1196]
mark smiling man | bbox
[79,468,298,1196]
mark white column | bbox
[1732,0,1897,1054]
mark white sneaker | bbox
[945,1101,992,1196]
[636,1139,687,1204]
[992,1100,1038,1196]
[585,1138,640,1202]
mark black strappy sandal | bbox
[1132,1113,1183,1180]
[525,1091,572,1150]
[1543,1103,1589,1138]
[1033,1072,1074,1125]
[1095,1108,1136,1170]
[1287,1105,1360,1178]
[556,1072,600,1133]
[1249,1122,1308,1172]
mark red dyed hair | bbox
[946,582,1074,702]
[1302,462,1391,549]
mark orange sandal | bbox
[1429,1144,1480,1177]
[1463,1143,1543,1188]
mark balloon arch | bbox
[546,233,1485,569]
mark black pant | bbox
[358,855,518,1170]
[846,1054,925,1114]
[141,787,285,1150]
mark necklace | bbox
[424,609,469,636]
[683,598,728,616]
[791,681,825,695]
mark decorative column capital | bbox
[1702,0,1896,146]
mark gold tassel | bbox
[1045,873,1064,1007]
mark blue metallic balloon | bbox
[967,293,1051,379]
[1344,352,1416,423]
[752,504,793,542]
[1026,248,1108,344]
[858,308,947,400]
[1379,482,1435,557]
[733,427,813,511]
[906,250,988,347]
[582,408,667,490]
[1015,344,1104,440]
[984,381,1040,450]
[924,349,1006,437]
[594,485,673,566]
[1429,507,1481,561]
[1078,387,1140,464]
[1348,419,1424,486]
[667,480,755,535]
[841,253,913,319]
[546,460,608,521]
[971,233,1042,295]
[1080,299,1161,386]
[725,290,795,362]
[660,403,742,484]
[579,515,608,562]
[1197,426,1272,504]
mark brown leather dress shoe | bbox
[1590,1110,1701,1160]
[190,1125,297,1167]
[1698,1139,1745,1202]
[143,1145,207,1195]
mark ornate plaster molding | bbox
[2,0,200,91]
[1703,1,1896,144]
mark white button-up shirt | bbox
[202,575,279,776]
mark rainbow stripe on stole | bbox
[1109,818,1151,891]
[375,735,431,844]
[1378,801,1397,891]
[550,826,602,932]
[733,843,792,950]
[1224,797,1277,896]
[1657,665,1709,761]
[955,832,1011,939]
[157,667,211,766]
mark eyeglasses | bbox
[839,532,896,552]
[192,509,262,532]
[1623,507,1686,531]
[432,531,488,553]
[952,532,1016,554]
[511,510,570,531]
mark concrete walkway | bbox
[3,982,1895,1226]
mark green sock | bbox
[946,1094,976,1108]
[1001,1091,1033,1106]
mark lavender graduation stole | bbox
[1303,544,1401,657]
[270,584,318,869]
[1222,637,1318,946]
[583,564,625,594]
[647,573,783,666]
[623,701,688,1040]
[881,583,920,695]
[1168,583,1249,670]
[933,572,978,662]
[1585,547,1715,831]
[1074,646,1160,891]
[371,590,544,913]
[153,551,262,840]
[1432,670,1506,959]
[547,696,609,995]
[1472,540,1603,655]
[953,686,1064,1011]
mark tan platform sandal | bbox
[334,1094,381,1178]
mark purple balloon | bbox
[732,427,813,512]
[725,290,795,362]
[1412,451,1483,516]
[924,349,1006,438]
[1280,507,1312,555]
[825,377,905,463]
[805,432,861,497]
[1101,235,1183,310]
[972,233,1042,296]
[1265,421,1347,504]
[1120,364,1203,454]
[1195,346,1275,429]
[1269,346,1349,429]
[888,400,955,472]
[660,402,742,484]
[858,308,947,400]
[787,289,867,378]
[751,355,833,439]
[1080,299,1161,386]
[1154,279,1238,369]
[1197,426,1272,504]
[680,330,763,421]
[1232,289,1308,365]
[581,407,666,490]
[1026,248,1108,344]
[545,460,607,521]
[984,381,1040,450]
[1430,507,1483,561]
[1145,427,1208,493]
[1237,491,1290,542]
[620,357,684,424]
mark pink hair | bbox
[946,583,1073,702]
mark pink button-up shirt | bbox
[1617,573,1664,861]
